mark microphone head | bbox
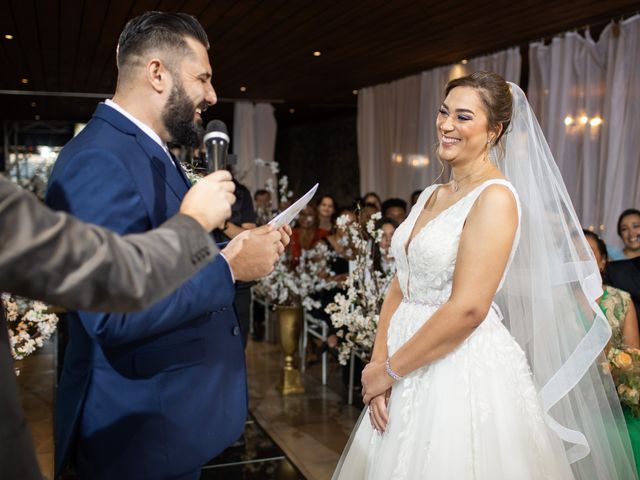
[204,120,230,143]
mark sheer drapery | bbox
[233,102,278,198]
[358,48,521,201]
[528,14,640,248]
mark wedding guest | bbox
[317,195,337,235]
[310,208,357,349]
[584,230,639,348]
[359,203,379,232]
[362,192,382,211]
[290,205,328,264]
[381,197,407,224]
[254,189,273,226]
[609,209,640,260]
[373,217,398,274]
[584,229,640,476]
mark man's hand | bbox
[222,224,288,281]
[179,170,235,231]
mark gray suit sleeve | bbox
[0,176,218,311]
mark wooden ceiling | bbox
[0,0,638,123]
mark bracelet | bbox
[385,357,403,381]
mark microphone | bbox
[203,120,229,172]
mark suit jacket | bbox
[606,258,640,317]
[0,175,217,312]
[46,104,247,479]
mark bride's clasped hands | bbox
[362,364,392,433]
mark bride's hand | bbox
[362,360,394,405]
[368,388,392,433]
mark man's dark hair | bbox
[254,189,270,200]
[381,198,407,214]
[117,12,209,74]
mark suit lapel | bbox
[93,104,190,201]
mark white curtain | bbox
[233,102,278,196]
[358,48,521,201]
[528,14,640,247]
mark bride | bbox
[333,72,637,479]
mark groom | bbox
[46,12,287,480]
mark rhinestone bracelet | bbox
[385,357,403,381]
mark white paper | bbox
[269,183,319,228]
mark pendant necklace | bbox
[450,170,476,192]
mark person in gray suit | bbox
[0,169,290,479]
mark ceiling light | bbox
[461,59,468,65]
[21,78,29,84]
[4,34,13,40]
[579,115,589,125]
[239,86,246,92]
[313,51,321,57]
[289,108,295,114]
[564,116,573,126]
[589,116,603,127]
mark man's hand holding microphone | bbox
[179,118,291,282]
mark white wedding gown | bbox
[333,179,575,479]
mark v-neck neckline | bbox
[403,180,500,257]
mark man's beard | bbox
[162,80,205,147]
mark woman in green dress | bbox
[584,229,640,474]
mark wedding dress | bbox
[333,179,576,479]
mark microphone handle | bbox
[206,140,228,172]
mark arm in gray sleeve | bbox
[0,176,218,311]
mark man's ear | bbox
[146,58,169,94]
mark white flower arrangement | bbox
[2,294,59,362]
[254,241,338,309]
[326,212,396,365]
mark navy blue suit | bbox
[46,104,247,479]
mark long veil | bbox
[495,82,636,479]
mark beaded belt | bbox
[401,298,505,322]
[401,298,442,308]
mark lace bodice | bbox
[390,179,521,306]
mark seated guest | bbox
[254,189,273,226]
[290,204,327,264]
[309,208,356,349]
[381,197,408,224]
[607,257,640,321]
[317,195,337,235]
[359,203,379,233]
[362,192,382,211]
[585,230,640,348]
[373,217,398,274]
[584,230,640,477]
[410,189,422,206]
[608,208,640,260]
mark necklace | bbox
[450,170,477,192]
[450,161,491,192]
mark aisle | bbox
[16,336,362,479]
[245,339,361,480]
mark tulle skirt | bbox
[333,303,575,479]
